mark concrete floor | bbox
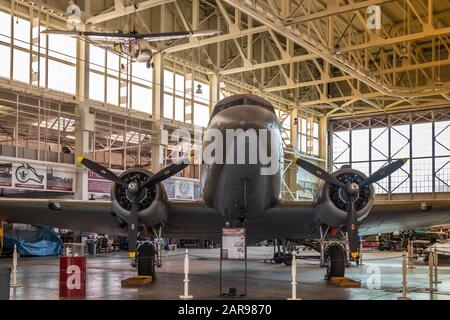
[1,247,450,300]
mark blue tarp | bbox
[3,225,62,256]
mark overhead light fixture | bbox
[399,47,409,60]
[195,84,203,94]
[334,44,341,55]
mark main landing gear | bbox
[319,225,353,278]
[272,239,295,266]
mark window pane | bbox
[107,77,118,105]
[313,122,319,138]
[435,121,450,157]
[412,123,432,158]
[107,51,119,77]
[89,72,104,102]
[412,158,432,193]
[351,129,369,162]
[371,127,389,161]
[194,103,210,127]
[390,125,410,159]
[164,94,173,119]
[435,157,450,193]
[164,69,174,91]
[0,45,10,78]
[0,11,11,43]
[131,63,152,86]
[175,97,184,122]
[48,60,76,94]
[48,34,76,63]
[13,17,30,49]
[13,49,29,83]
[89,44,105,72]
[333,130,350,165]
[372,161,389,194]
[132,85,152,113]
[175,73,184,95]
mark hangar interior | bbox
[0,0,450,300]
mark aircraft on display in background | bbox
[41,28,220,69]
[1,94,450,278]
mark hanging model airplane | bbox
[1,95,450,278]
[41,28,220,68]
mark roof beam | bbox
[86,0,175,25]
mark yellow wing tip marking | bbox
[129,252,136,258]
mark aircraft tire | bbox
[325,245,345,278]
[137,242,156,277]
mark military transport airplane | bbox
[1,94,450,278]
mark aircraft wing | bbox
[261,199,450,239]
[360,199,450,235]
[0,197,222,239]
[0,198,125,235]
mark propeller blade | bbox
[140,158,191,189]
[128,200,139,257]
[294,158,346,189]
[347,197,359,258]
[77,156,127,186]
[360,159,407,187]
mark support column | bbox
[319,116,328,168]
[151,52,164,172]
[74,2,91,200]
[209,73,220,109]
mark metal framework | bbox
[331,108,450,199]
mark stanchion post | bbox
[427,251,435,293]
[433,246,441,285]
[407,241,414,269]
[398,252,411,300]
[11,244,20,288]
[287,253,301,300]
[359,240,364,266]
[179,249,193,300]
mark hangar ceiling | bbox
[5,0,450,119]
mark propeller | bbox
[295,157,407,258]
[77,156,191,257]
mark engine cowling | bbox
[111,167,168,227]
[313,167,374,228]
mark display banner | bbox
[175,179,195,200]
[0,160,76,192]
[47,167,75,192]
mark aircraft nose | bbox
[210,105,279,131]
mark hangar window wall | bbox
[163,63,211,128]
[88,44,153,113]
[0,10,77,95]
[331,110,450,198]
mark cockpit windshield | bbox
[210,94,276,119]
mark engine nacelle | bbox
[313,167,374,228]
[111,167,168,227]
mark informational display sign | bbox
[221,228,246,260]
[46,167,75,192]
[0,160,75,192]
[13,162,46,189]
[87,170,114,195]
[175,179,194,200]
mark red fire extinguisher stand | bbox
[59,243,86,298]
